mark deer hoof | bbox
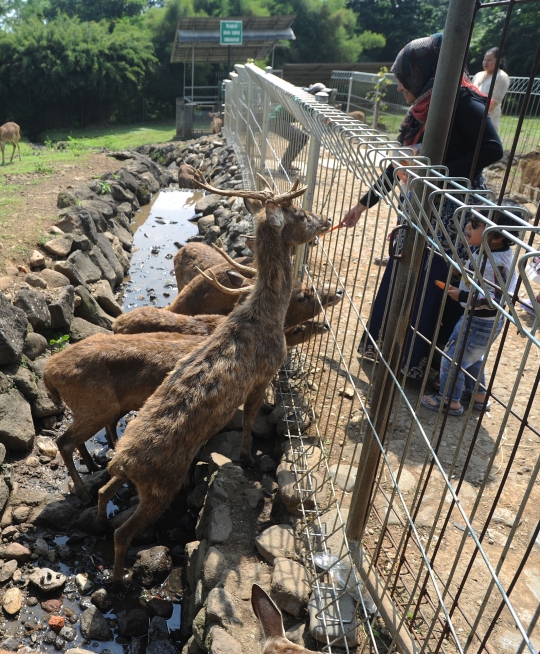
[240,453,254,469]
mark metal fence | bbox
[331,71,540,196]
[223,60,540,654]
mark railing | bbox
[224,63,540,654]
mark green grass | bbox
[42,122,176,151]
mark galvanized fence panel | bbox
[224,63,540,654]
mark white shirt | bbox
[472,69,510,131]
[459,246,517,309]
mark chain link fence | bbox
[223,61,540,654]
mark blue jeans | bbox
[439,314,503,403]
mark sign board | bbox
[220,20,243,46]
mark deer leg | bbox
[112,493,171,584]
[97,475,126,529]
[105,422,118,449]
[1,143,5,166]
[240,384,268,467]
[17,141,21,162]
[10,142,16,163]
[78,443,99,472]
[56,426,93,505]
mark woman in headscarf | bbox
[339,33,503,380]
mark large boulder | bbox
[13,287,51,332]
[88,247,117,289]
[31,377,64,418]
[40,269,71,289]
[79,606,113,641]
[96,234,124,284]
[0,292,28,364]
[132,546,173,587]
[23,332,48,360]
[55,208,98,244]
[44,234,74,258]
[106,219,133,252]
[91,281,123,317]
[47,285,75,329]
[69,317,112,343]
[54,250,102,288]
[74,286,113,329]
[0,389,35,450]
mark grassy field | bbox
[0,122,177,272]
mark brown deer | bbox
[97,178,330,582]
[209,112,223,134]
[173,242,252,290]
[252,585,317,654]
[178,163,197,189]
[0,122,21,166]
[348,110,366,123]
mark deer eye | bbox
[297,294,307,303]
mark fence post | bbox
[346,0,479,545]
[258,67,272,179]
[245,74,254,160]
[346,74,353,113]
[223,80,232,132]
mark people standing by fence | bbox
[339,32,504,379]
[472,47,510,132]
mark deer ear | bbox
[251,585,286,640]
[244,198,263,216]
[226,270,249,288]
[266,202,284,227]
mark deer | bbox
[178,163,197,189]
[252,585,317,654]
[209,112,223,134]
[0,122,21,166]
[96,177,330,583]
[348,110,366,123]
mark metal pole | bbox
[228,45,231,74]
[258,67,272,179]
[346,0,479,545]
[346,74,353,113]
[191,46,195,102]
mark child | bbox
[520,255,540,315]
[421,213,519,415]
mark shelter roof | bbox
[170,16,296,64]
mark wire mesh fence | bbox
[224,61,540,654]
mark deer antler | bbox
[256,173,273,192]
[211,243,257,275]
[196,267,253,296]
[192,171,307,207]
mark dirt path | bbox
[0,153,123,273]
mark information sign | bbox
[220,20,243,46]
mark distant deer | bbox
[252,585,317,654]
[0,122,21,166]
[97,177,330,582]
[348,110,366,123]
[209,112,223,134]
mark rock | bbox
[44,235,74,258]
[13,287,51,331]
[69,317,112,342]
[198,215,216,236]
[206,504,232,544]
[0,636,19,651]
[146,598,174,619]
[36,436,59,458]
[12,504,31,521]
[259,455,276,473]
[119,608,148,637]
[41,599,63,612]
[25,272,47,289]
[95,234,124,283]
[308,588,358,646]
[30,249,46,268]
[91,280,123,317]
[8,365,38,401]
[109,234,130,269]
[252,411,276,439]
[59,626,76,642]
[262,476,278,495]
[74,285,113,329]
[132,546,173,587]
[0,292,28,364]
[2,587,22,615]
[79,605,113,641]
[48,285,75,329]
[28,568,66,593]
[73,505,105,535]
[206,626,242,654]
[328,464,357,492]
[54,250,102,288]
[40,269,71,288]
[202,546,225,589]
[91,587,112,612]
[88,247,117,289]
[49,615,65,632]
[147,617,177,654]
[0,390,35,450]
[32,497,79,529]
[271,558,311,618]
[206,588,240,627]
[285,622,306,644]
[0,443,5,465]
[75,573,94,594]
[195,194,223,216]
[106,219,133,252]
[187,484,208,511]
[55,208,98,244]
[277,464,322,517]
[208,453,232,475]
[493,508,520,528]
[255,524,296,564]
[244,488,263,509]
[198,431,243,462]
[23,332,48,360]
[31,377,64,418]
[0,559,18,582]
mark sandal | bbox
[461,390,492,411]
[432,376,440,392]
[374,256,389,266]
[421,394,464,416]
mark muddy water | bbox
[14,190,201,654]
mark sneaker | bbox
[374,256,389,266]
[519,298,537,316]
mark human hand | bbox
[447,285,460,301]
[339,203,366,228]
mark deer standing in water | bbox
[97,177,330,583]
[0,122,21,166]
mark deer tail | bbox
[107,457,128,480]
[42,369,62,403]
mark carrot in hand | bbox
[434,280,446,289]
[324,224,342,235]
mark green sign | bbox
[220,20,242,46]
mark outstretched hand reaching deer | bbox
[97,176,331,583]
